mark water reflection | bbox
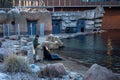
[107,38,112,55]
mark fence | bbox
[0,23,45,38]
[43,0,120,7]
[0,24,21,38]
[0,0,120,8]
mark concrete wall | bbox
[20,11,52,35]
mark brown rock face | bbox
[0,12,7,24]
[83,64,119,80]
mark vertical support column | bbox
[40,23,44,36]
[13,0,15,6]
[18,24,20,36]
[36,0,38,6]
[19,0,21,6]
[7,24,10,36]
[30,0,31,6]
[53,7,55,12]
[64,0,66,6]
[24,0,25,6]
[53,0,54,6]
[69,0,71,6]
[25,0,27,6]
[30,23,32,36]
[47,0,48,6]
[21,0,23,6]
[2,24,5,38]
[59,0,61,6]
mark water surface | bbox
[56,30,120,73]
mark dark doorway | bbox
[27,20,37,35]
[52,20,61,34]
[77,20,85,32]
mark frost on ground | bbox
[0,71,83,80]
[0,38,85,80]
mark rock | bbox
[68,72,83,80]
[9,36,18,40]
[0,48,13,62]
[0,40,2,48]
[20,37,28,46]
[83,64,119,80]
[20,46,29,51]
[38,63,67,78]
[0,54,4,62]
[41,41,60,49]
[16,50,28,56]
[46,34,63,44]
[41,34,63,49]
[20,40,27,46]
[0,73,9,80]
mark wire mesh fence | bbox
[0,23,45,38]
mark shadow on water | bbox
[54,30,120,73]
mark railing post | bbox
[59,0,60,6]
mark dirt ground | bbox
[36,56,89,76]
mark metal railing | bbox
[43,0,120,7]
[0,0,120,9]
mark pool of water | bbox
[56,30,120,73]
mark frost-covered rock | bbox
[9,36,18,40]
[38,63,67,77]
[0,48,13,57]
[0,11,6,13]
[0,54,4,62]
[40,34,63,49]
[41,41,59,49]
[20,38,28,46]
[0,72,9,80]
[83,64,119,80]
[8,8,20,14]
[20,46,29,51]
[68,72,83,80]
